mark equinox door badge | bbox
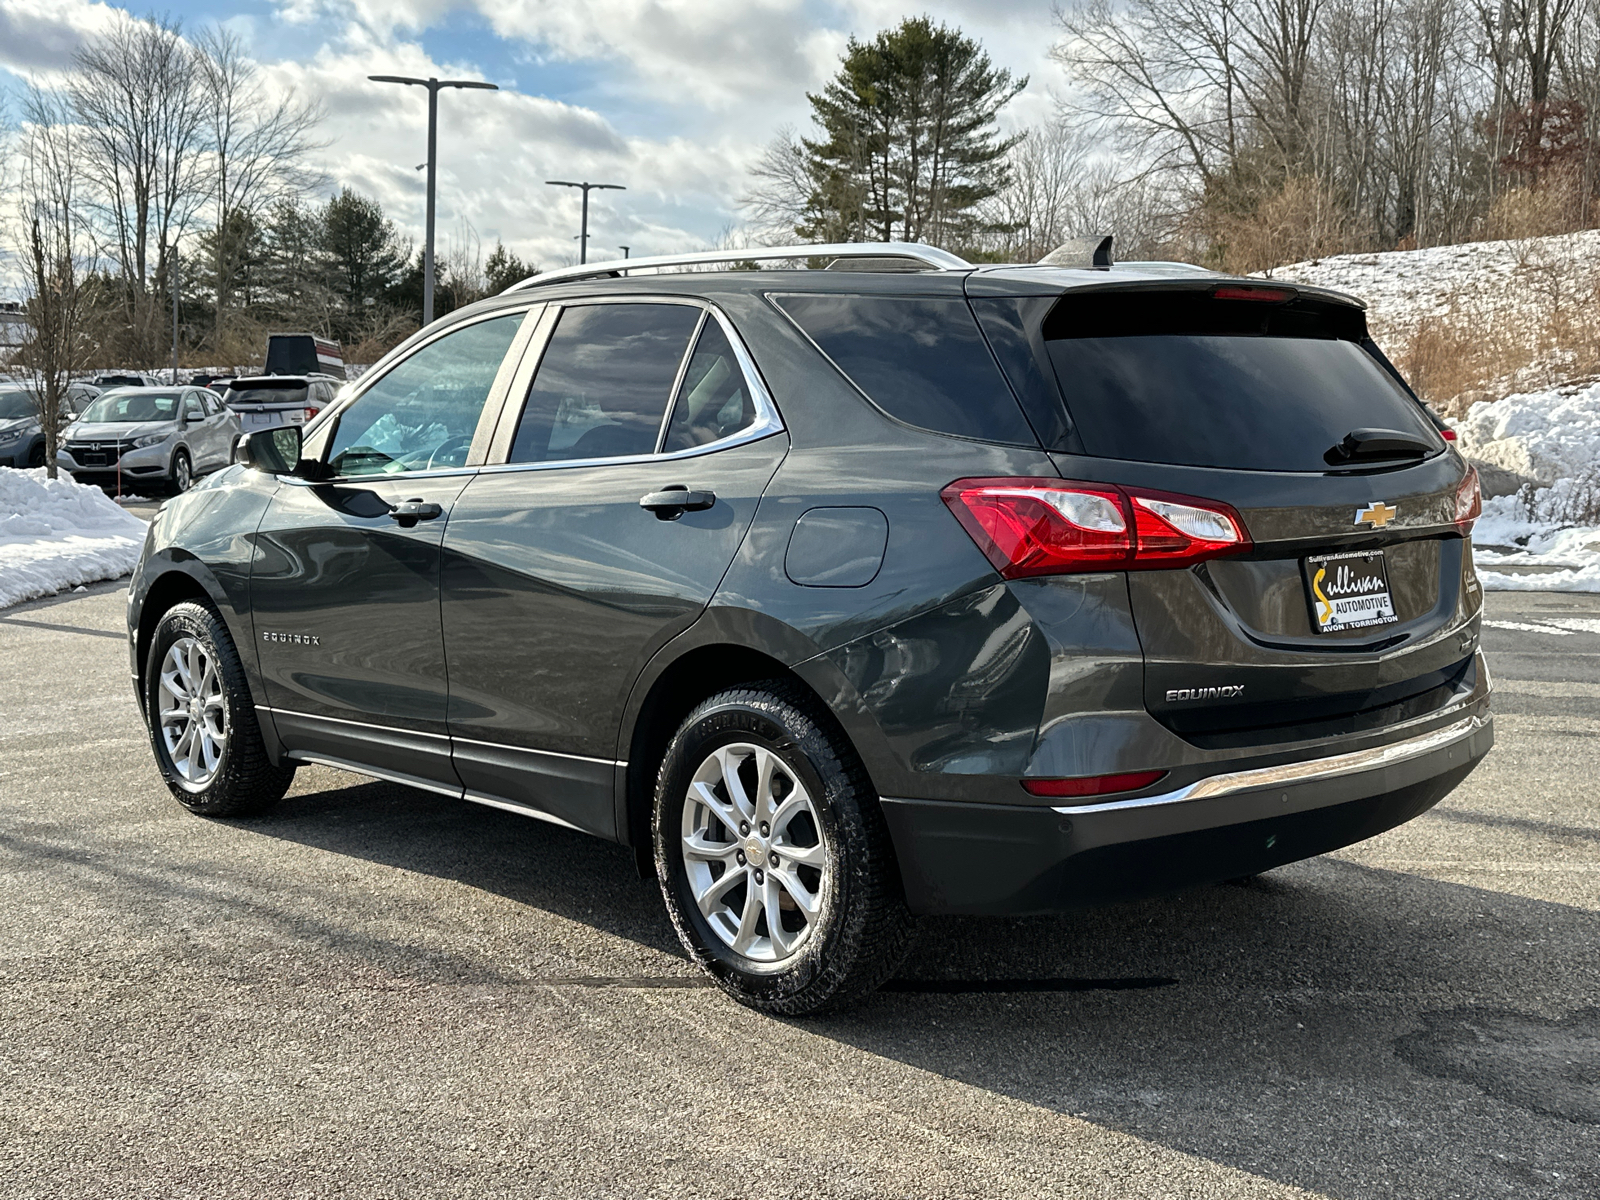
[262,631,321,646]
[1166,685,1244,702]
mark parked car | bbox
[90,372,164,389]
[265,332,345,380]
[222,374,342,432]
[59,385,241,492]
[126,241,1492,1015]
[0,383,101,468]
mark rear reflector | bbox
[1440,428,1457,441]
[1022,770,1168,798]
[1455,464,1482,534]
[942,477,1250,578]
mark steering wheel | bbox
[425,434,473,471]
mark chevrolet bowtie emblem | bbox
[1355,501,1398,528]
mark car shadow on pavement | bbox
[249,775,1600,1200]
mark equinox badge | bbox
[1166,685,1245,702]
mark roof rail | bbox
[503,242,971,292]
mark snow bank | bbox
[1457,381,1600,488]
[0,468,149,609]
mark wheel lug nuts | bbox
[739,821,750,836]
[769,852,779,867]
[735,850,746,865]
[760,822,769,837]
[753,868,765,884]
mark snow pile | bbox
[1457,381,1600,488]
[0,467,149,608]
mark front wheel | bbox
[653,681,914,1015]
[170,448,193,493]
[144,601,294,816]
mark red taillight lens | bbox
[304,406,321,422]
[1455,464,1481,534]
[942,478,1250,577]
[1021,770,1168,798]
[1440,428,1457,441]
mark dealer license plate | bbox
[1304,549,1398,633]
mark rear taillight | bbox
[1455,465,1481,534]
[942,477,1250,578]
[1440,428,1457,441]
[304,406,321,422]
[1021,770,1167,798]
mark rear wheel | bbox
[27,440,45,468]
[144,601,294,817]
[171,449,193,493]
[654,681,914,1015]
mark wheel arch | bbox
[615,609,897,865]
[133,560,249,708]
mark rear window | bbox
[227,385,309,407]
[772,294,1037,446]
[1042,291,1442,471]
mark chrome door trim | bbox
[463,791,586,832]
[285,749,464,798]
[479,295,785,469]
[257,704,452,740]
[1050,713,1488,816]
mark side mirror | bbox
[235,425,302,474]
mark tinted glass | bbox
[81,392,180,423]
[661,319,757,452]
[773,294,1036,445]
[509,303,700,464]
[328,313,522,477]
[228,385,309,407]
[0,390,34,420]
[183,394,205,420]
[1044,295,1441,471]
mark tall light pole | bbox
[545,180,625,264]
[369,74,499,325]
[169,243,180,384]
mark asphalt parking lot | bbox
[1,584,1596,1199]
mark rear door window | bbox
[509,303,701,464]
[661,318,757,453]
[772,294,1037,446]
[1042,291,1442,472]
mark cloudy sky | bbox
[0,0,1068,273]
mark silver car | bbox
[57,386,241,492]
[0,383,101,468]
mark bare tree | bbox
[11,88,96,480]
[67,13,211,362]
[194,26,325,353]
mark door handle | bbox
[389,498,444,528]
[639,485,715,520]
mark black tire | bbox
[653,680,914,1015]
[144,601,294,817]
[27,440,46,468]
[170,448,193,493]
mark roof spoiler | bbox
[1038,235,1114,271]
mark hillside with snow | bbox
[1276,232,1600,590]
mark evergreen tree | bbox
[484,241,534,292]
[320,188,407,319]
[794,18,1025,247]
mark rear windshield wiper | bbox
[1325,427,1434,465]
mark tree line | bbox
[750,5,1600,272]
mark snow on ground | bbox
[0,468,149,609]
[1270,228,1600,347]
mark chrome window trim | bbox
[1049,711,1488,816]
[655,308,709,454]
[484,294,785,470]
[307,303,543,484]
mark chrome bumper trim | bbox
[1052,712,1488,816]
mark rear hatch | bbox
[970,277,1480,750]
[225,378,314,429]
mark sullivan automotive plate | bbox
[1304,549,1398,633]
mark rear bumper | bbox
[880,708,1493,915]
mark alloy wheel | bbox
[157,635,227,786]
[680,742,829,963]
[174,452,192,491]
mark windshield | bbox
[226,385,308,407]
[0,389,36,420]
[80,391,180,423]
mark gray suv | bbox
[125,242,1493,1014]
[60,386,241,492]
[0,382,100,467]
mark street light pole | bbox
[545,181,625,264]
[170,244,180,385]
[369,74,499,325]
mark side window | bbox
[183,393,205,421]
[327,313,524,477]
[509,303,701,464]
[661,318,757,453]
[772,294,1038,446]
